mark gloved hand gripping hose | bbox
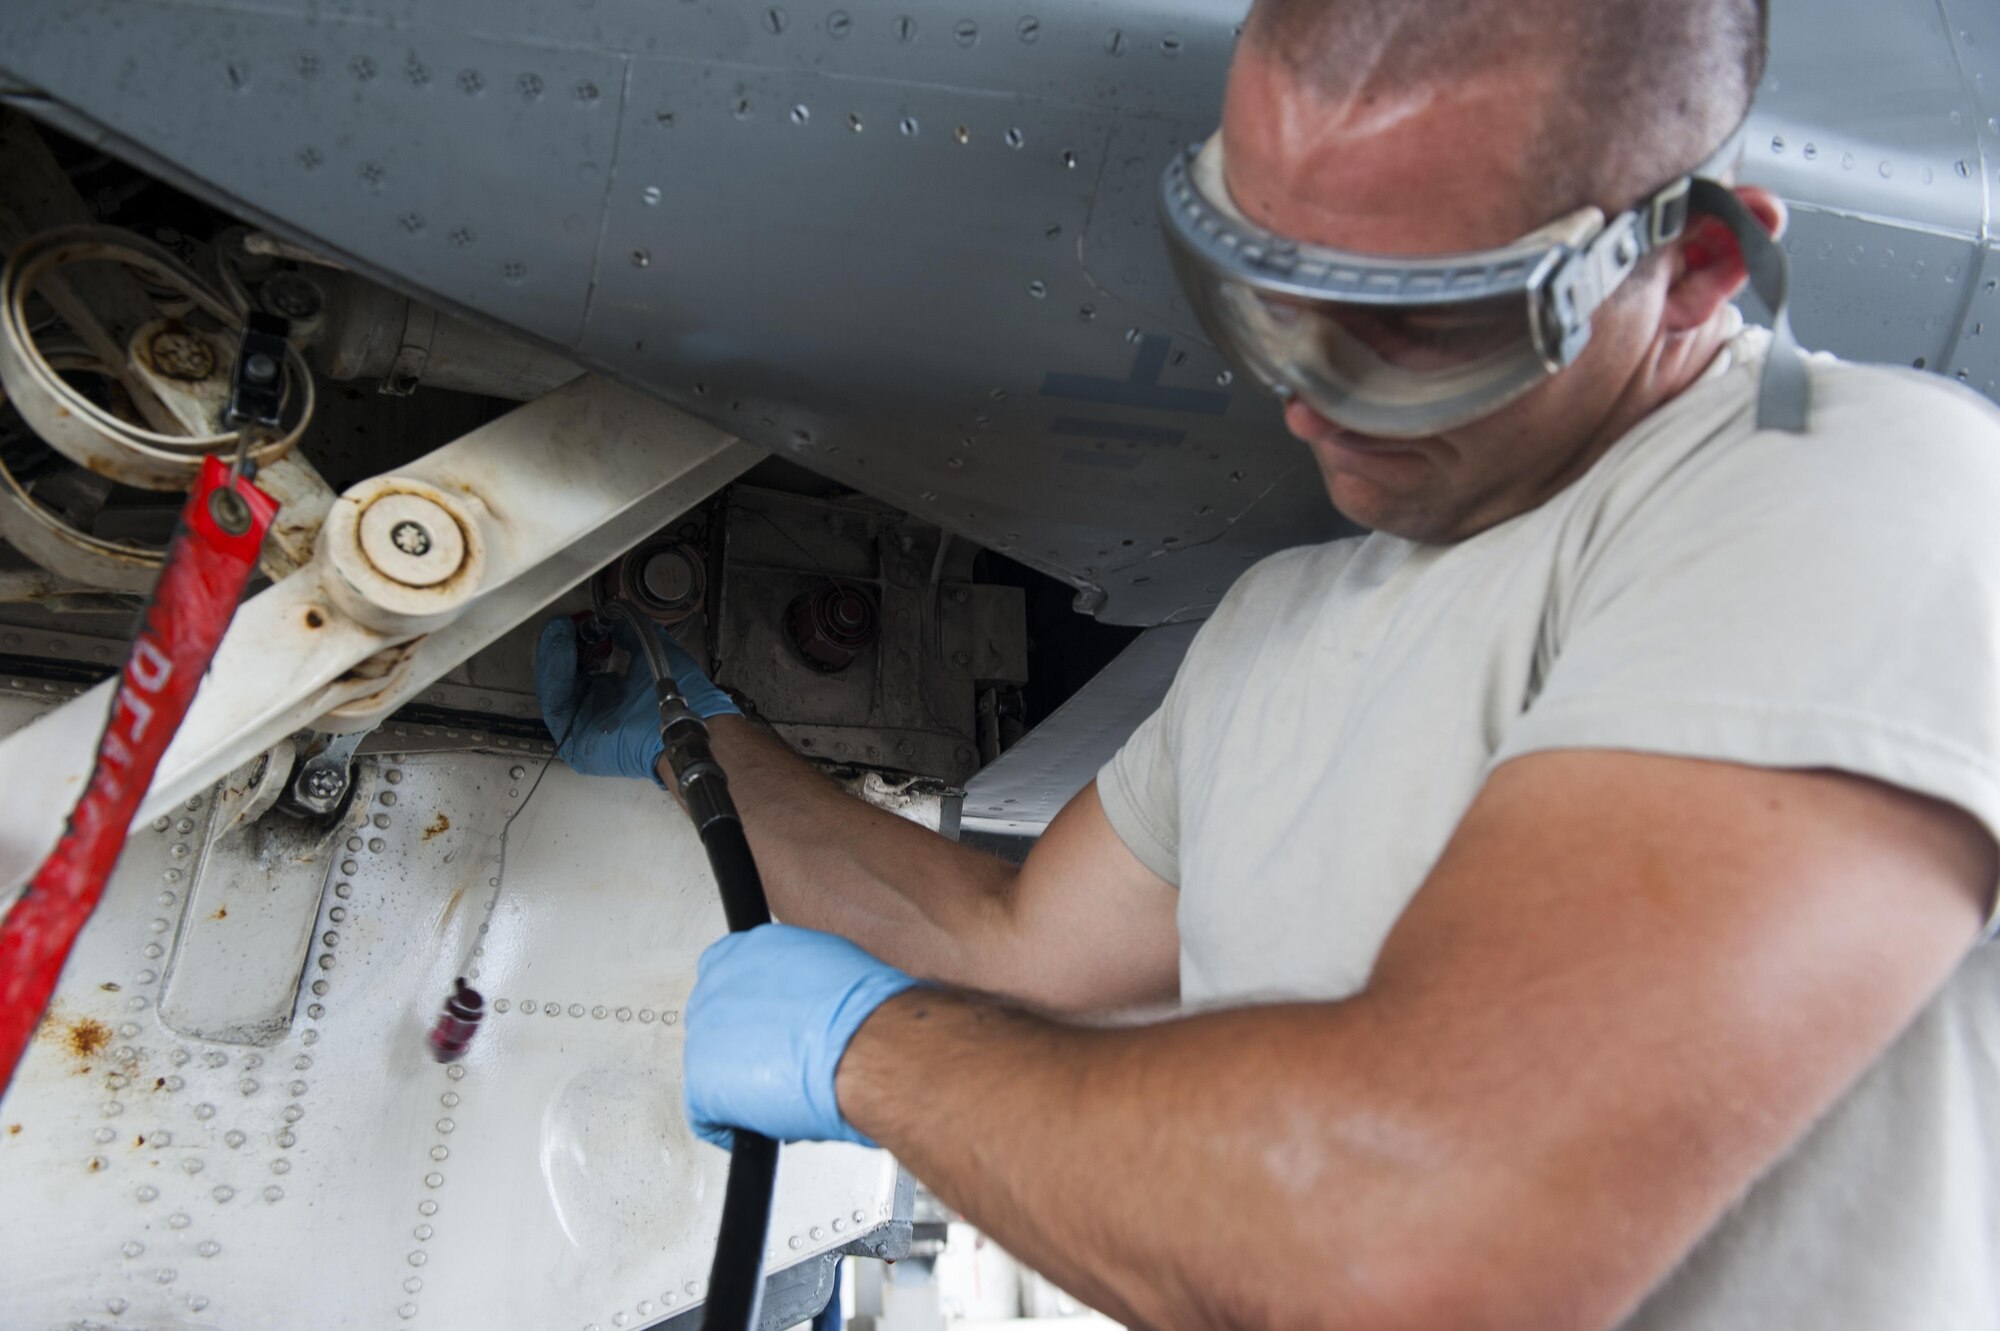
[598,600,776,1331]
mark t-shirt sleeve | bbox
[1097,694,1183,886]
[1496,366,2000,932]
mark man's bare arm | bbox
[836,751,1994,1331]
[680,717,1179,1012]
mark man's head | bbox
[1219,0,1780,542]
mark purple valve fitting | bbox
[427,976,486,1063]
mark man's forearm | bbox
[835,984,1707,1331]
[676,717,1017,986]
[836,990,1441,1331]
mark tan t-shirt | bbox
[1098,326,2000,1327]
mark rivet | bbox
[568,1003,585,1018]
[122,1240,144,1258]
[136,1185,158,1202]
[424,1172,444,1188]
[519,72,544,100]
[271,1158,291,1174]
[764,6,788,33]
[1027,279,1047,299]
[827,9,852,37]
[954,18,979,45]
[169,1212,190,1230]
[900,116,919,136]
[214,1185,237,1203]
[264,1185,285,1202]
[199,1240,221,1257]
[791,104,810,125]
[1105,28,1126,55]
[1017,15,1040,42]
[893,14,915,42]
[188,1295,210,1312]
[458,68,483,94]
[1004,127,1024,149]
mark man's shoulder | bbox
[1216,538,1367,618]
[1605,341,2000,532]
[1807,350,2000,440]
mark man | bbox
[536,1,2000,1325]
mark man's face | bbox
[1219,49,1670,544]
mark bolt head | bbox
[390,521,433,557]
[245,352,279,384]
[304,769,344,799]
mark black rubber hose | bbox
[696,816,778,1330]
[598,600,778,1331]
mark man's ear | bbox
[1662,185,1787,333]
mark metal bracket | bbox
[224,310,291,432]
[0,376,766,902]
[381,300,438,396]
[287,727,368,817]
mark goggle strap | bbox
[1688,178,1810,432]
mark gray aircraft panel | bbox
[1,0,1996,625]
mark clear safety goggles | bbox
[1159,127,1805,437]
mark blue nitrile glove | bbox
[684,923,923,1149]
[534,617,741,784]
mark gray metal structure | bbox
[5,0,1991,628]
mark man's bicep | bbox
[987,781,1180,1014]
[1359,750,1993,1328]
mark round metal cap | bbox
[357,492,465,588]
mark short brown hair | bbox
[1241,0,1765,216]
